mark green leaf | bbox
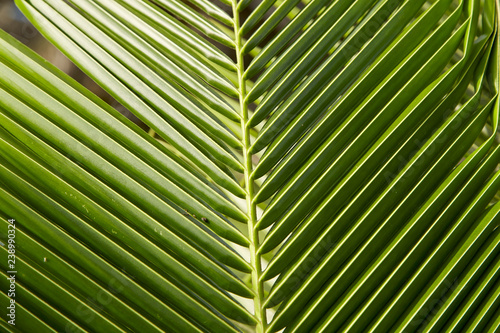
[0,0,498,332]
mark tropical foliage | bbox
[0,0,499,332]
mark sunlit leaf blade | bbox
[17,0,247,191]
[73,0,240,122]
[116,0,238,72]
[0,0,498,332]
[258,3,470,244]
[151,0,235,47]
[0,22,255,331]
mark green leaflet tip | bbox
[255,187,275,206]
[255,216,273,231]
[250,138,267,154]
[251,191,262,206]
[237,0,252,12]
[229,89,241,99]
[245,87,259,104]
[233,186,247,199]
[225,207,249,223]
[259,269,274,284]
[226,111,242,122]
[239,24,249,40]
[218,60,239,73]
[214,33,236,49]
[253,219,263,231]
[261,293,277,309]
[237,158,246,171]
[251,165,268,182]
[238,283,256,299]
[256,240,274,255]
[233,161,245,174]
[232,140,244,150]
[247,112,262,128]
[240,40,251,56]
[248,141,257,155]
[244,65,259,82]
[227,306,258,326]
[242,66,249,79]
[230,255,253,273]
[220,17,234,27]
[227,229,251,247]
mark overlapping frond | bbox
[247,0,500,331]
[0,0,498,332]
[0,26,254,332]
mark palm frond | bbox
[0,0,499,332]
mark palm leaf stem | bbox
[231,1,266,331]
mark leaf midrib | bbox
[231,2,267,332]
